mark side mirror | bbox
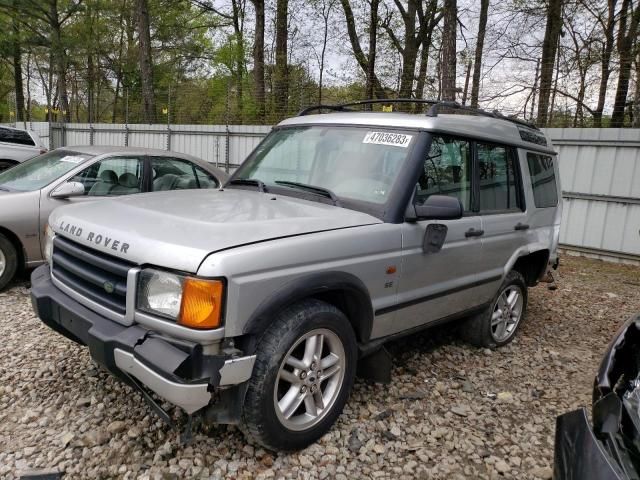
[411,195,463,221]
[51,181,85,199]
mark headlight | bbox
[44,225,55,264]
[136,269,224,329]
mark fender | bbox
[242,271,374,342]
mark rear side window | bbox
[151,157,219,191]
[477,143,522,212]
[526,152,558,208]
[0,127,35,146]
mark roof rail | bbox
[298,98,539,131]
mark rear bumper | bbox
[30,265,255,415]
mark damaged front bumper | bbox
[30,265,255,419]
[554,313,640,480]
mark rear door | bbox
[474,142,529,303]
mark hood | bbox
[50,189,381,272]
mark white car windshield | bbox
[0,150,92,192]
[232,126,416,205]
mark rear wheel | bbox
[0,233,18,291]
[460,270,528,348]
[241,299,357,451]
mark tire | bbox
[0,233,18,291]
[460,270,528,348]
[241,299,357,451]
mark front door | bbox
[377,135,484,338]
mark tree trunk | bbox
[318,0,334,105]
[87,53,95,123]
[48,1,70,123]
[25,52,32,122]
[470,0,488,108]
[461,59,471,105]
[633,52,640,128]
[398,1,418,102]
[593,0,617,128]
[611,0,640,127]
[250,0,265,122]
[340,0,385,98]
[548,34,561,125]
[273,0,289,119]
[536,0,563,126]
[113,0,128,123]
[11,3,25,123]
[414,1,441,108]
[366,0,379,100]
[441,0,457,101]
[231,0,244,122]
[530,58,540,120]
[136,0,156,123]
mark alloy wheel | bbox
[490,285,524,342]
[273,328,346,431]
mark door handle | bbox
[514,223,530,231]
[465,228,484,238]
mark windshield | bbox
[232,126,416,205]
[0,150,93,192]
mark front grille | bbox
[52,236,135,315]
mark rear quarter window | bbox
[0,127,35,146]
[526,152,558,208]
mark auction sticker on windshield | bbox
[363,131,413,148]
[59,155,87,164]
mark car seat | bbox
[88,169,118,196]
[153,173,179,191]
[111,172,140,195]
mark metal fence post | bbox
[47,108,52,149]
[124,88,129,147]
[225,126,230,172]
[166,86,171,151]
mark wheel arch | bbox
[242,271,374,344]
[511,249,549,287]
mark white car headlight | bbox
[44,225,55,264]
[137,269,184,319]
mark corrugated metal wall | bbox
[20,122,640,262]
[544,128,640,263]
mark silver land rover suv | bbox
[31,100,562,451]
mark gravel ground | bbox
[1,255,640,480]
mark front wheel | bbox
[241,299,357,451]
[460,270,528,348]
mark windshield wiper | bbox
[274,180,341,206]
[0,186,11,191]
[226,178,267,192]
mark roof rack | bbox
[298,98,540,131]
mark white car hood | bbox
[50,189,381,272]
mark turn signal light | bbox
[178,278,224,329]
